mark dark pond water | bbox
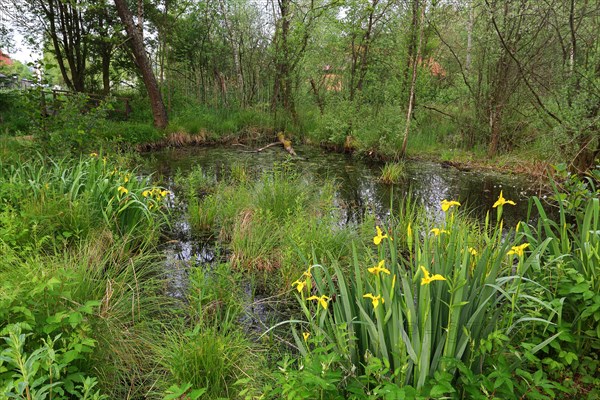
[143,144,539,227]
[142,145,542,327]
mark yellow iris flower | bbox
[468,247,478,256]
[420,265,446,285]
[441,199,461,212]
[143,187,171,200]
[292,280,306,293]
[303,332,310,341]
[90,152,98,157]
[307,295,330,310]
[507,243,529,257]
[373,226,389,245]
[492,191,516,208]
[368,260,391,276]
[430,228,449,236]
[363,293,384,309]
[117,186,128,195]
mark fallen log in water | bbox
[237,132,299,156]
[277,132,297,156]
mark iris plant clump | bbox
[286,192,544,389]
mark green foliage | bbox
[102,121,162,145]
[31,91,114,153]
[0,153,168,251]
[168,104,272,140]
[517,186,600,390]
[551,163,600,216]
[280,195,562,393]
[379,162,406,184]
[1,324,106,400]
[0,89,32,134]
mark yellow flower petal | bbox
[373,226,388,245]
[507,243,530,257]
[303,332,310,341]
[493,190,516,208]
[420,265,446,285]
[117,186,128,195]
[363,293,384,309]
[430,228,449,237]
[307,295,330,310]
[292,280,306,293]
[441,199,461,212]
[368,260,391,276]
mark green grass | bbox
[168,104,272,140]
[178,163,356,292]
[379,162,406,184]
[0,235,175,398]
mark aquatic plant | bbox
[0,153,169,250]
[378,162,406,184]
[282,197,557,390]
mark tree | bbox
[114,0,168,129]
[6,0,89,91]
[87,0,119,94]
[399,0,426,158]
[271,0,339,126]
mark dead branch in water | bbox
[236,132,298,156]
[237,142,282,153]
[277,132,297,156]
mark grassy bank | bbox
[0,90,566,180]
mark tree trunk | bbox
[101,50,110,95]
[399,0,425,159]
[356,0,378,93]
[114,0,168,129]
[487,105,502,157]
[465,2,474,74]
[219,0,244,106]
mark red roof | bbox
[0,50,14,66]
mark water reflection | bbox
[143,144,535,225]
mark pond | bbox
[143,144,538,226]
[142,145,542,318]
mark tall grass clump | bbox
[378,162,406,184]
[158,263,267,399]
[179,162,357,292]
[0,236,175,398]
[0,151,176,398]
[279,195,561,396]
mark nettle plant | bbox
[285,194,554,392]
